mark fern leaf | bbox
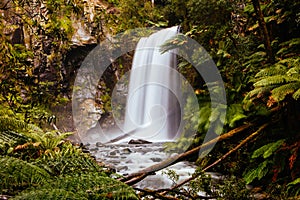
[12,189,85,200]
[0,117,27,132]
[280,38,300,48]
[255,65,286,78]
[243,161,270,184]
[245,86,274,100]
[287,66,300,76]
[287,178,300,196]
[226,104,247,128]
[0,130,27,144]
[271,82,300,102]
[252,140,284,159]
[278,57,300,67]
[254,75,298,87]
[0,156,50,190]
[33,173,138,200]
[292,88,300,100]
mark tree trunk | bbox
[252,0,274,63]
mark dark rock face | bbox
[128,139,152,144]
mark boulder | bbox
[128,139,152,144]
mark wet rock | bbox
[118,166,129,171]
[96,142,103,147]
[128,139,152,144]
[89,147,99,151]
[150,157,162,162]
[107,155,118,158]
[109,151,117,156]
[122,148,132,154]
[82,149,90,153]
[84,143,90,147]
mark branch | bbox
[121,123,253,185]
[134,187,181,200]
[167,123,269,191]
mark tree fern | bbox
[247,57,300,104]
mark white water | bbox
[86,27,224,194]
[122,26,181,142]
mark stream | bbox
[86,142,222,195]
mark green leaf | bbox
[252,140,285,159]
[243,161,270,184]
[226,104,246,128]
[292,88,300,100]
[287,178,300,186]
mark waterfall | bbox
[123,26,181,142]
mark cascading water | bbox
[122,26,182,142]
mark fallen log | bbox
[121,123,253,185]
[167,123,269,192]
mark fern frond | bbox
[31,173,138,200]
[0,130,27,144]
[254,75,298,87]
[292,88,300,100]
[255,64,286,78]
[245,86,274,99]
[280,38,300,48]
[226,104,247,128]
[0,156,50,191]
[0,117,27,132]
[12,189,85,200]
[26,131,73,151]
[287,66,300,77]
[278,57,300,67]
[35,143,104,176]
[271,82,300,101]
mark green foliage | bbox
[12,189,84,200]
[247,56,300,105]
[13,173,138,200]
[184,169,253,199]
[243,160,271,185]
[0,156,51,192]
[34,141,104,176]
[0,0,299,198]
[0,107,137,199]
[161,169,179,186]
[226,104,247,128]
[214,176,253,200]
[251,140,285,159]
[287,178,300,196]
[106,0,163,33]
